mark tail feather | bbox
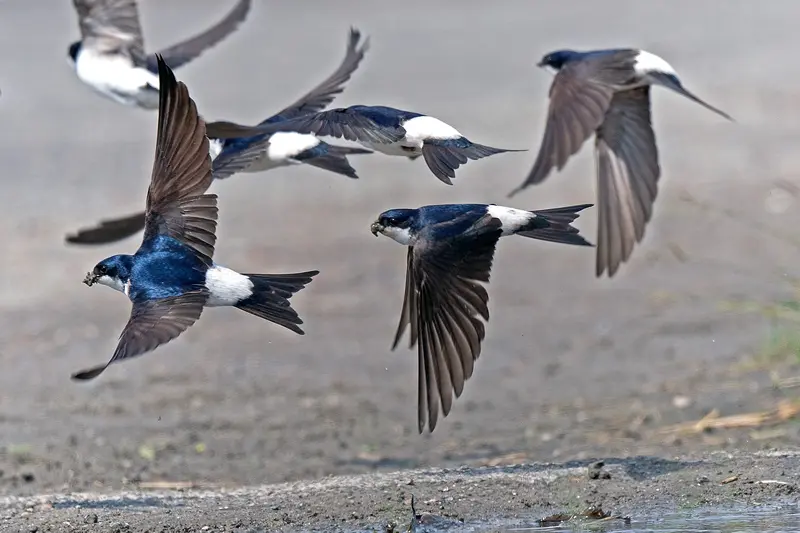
[422,138,525,185]
[302,145,372,178]
[516,203,595,247]
[235,271,319,334]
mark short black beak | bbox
[83,272,97,286]
[536,60,546,68]
[370,221,383,237]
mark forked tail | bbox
[517,203,594,247]
[235,271,320,334]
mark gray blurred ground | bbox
[1,0,800,505]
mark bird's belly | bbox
[205,265,253,306]
[362,140,421,157]
[75,52,160,108]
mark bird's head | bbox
[370,209,416,245]
[84,255,133,293]
[537,49,580,71]
[67,41,82,64]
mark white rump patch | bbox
[487,205,534,235]
[633,50,677,76]
[402,115,462,145]
[208,139,224,160]
[380,226,413,246]
[205,265,254,307]
[267,132,321,162]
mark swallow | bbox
[370,202,594,432]
[508,48,733,278]
[65,28,372,247]
[68,0,251,109]
[71,55,318,381]
[205,28,374,182]
[265,105,525,184]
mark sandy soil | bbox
[2,0,800,530]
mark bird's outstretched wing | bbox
[509,52,644,197]
[64,113,271,247]
[71,292,208,380]
[268,27,370,122]
[73,0,146,58]
[65,211,146,245]
[146,0,252,72]
[205,120,272,140]
[594,86,660,277]
[393,215,502,433]
[144,55,217,265]
[266,106,406,144]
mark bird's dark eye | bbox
[95,264,107,276]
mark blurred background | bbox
[1,0,800,495]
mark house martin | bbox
[370,202,594,433]
[65,28,372,247]
[205,28,374,182]
[508,48,733,277]
[71,55,318,381]
[68,0,251,109]
[265,105,526,184]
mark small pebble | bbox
[672,395,692,409]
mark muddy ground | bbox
[2,0,800,531]
[1,451,800,531]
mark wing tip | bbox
[71,365,106,381]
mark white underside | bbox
[380,226,413,245]
[75,49,160,109]
[361,115,462,157]
[205,265,254,306]
[487,205,535,236]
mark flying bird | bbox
[508,48,733,278]
[370,202,593,433]
[72,55,318,381]
[65,27,372,247]
[68,0,252,109]
[205,27,374,182]
[265,105,525,184]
